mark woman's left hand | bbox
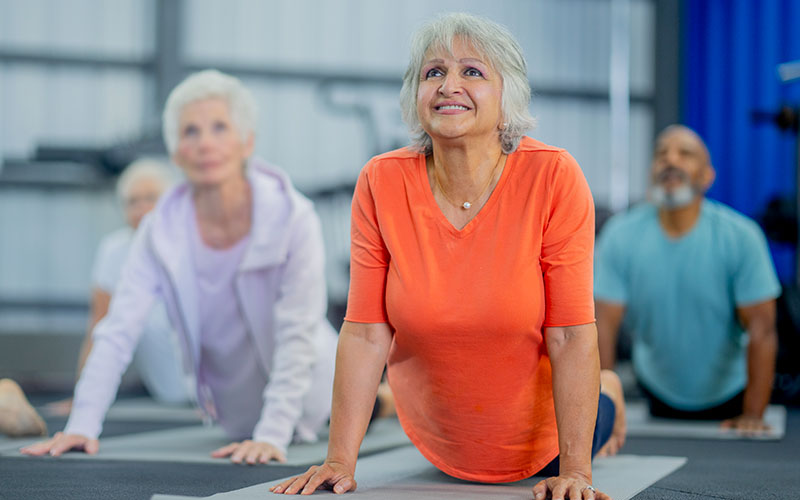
[210,440,286,465]
[533,473,612,500]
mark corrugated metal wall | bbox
[0,0,656,335]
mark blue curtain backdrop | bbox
[682,0,800,283]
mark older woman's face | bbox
[416,37,504,147]
[124,177,163,230]
[172,98,253,188]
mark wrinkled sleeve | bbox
[65,219,160,438]
[252,205,328,452]
[540,151,596,328]
[344,163,391,323]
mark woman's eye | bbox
[465,67,483,77]
[182,125,198,137]
[213,121,228,133]
[425,68,443,79]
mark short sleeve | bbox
[344,163,391,323]
[91,233,125,292]
[732,220,781,306]
[593,217,630,304]
[540,151,596,327]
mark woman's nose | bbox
[439,73,463,96]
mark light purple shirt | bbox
[192,215,265,439]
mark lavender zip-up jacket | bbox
[65,157,338,453]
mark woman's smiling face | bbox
[416,37,504,147]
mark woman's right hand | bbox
[19,431,99,456]
[269,461,356,495]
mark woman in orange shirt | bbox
[273,12,625,500]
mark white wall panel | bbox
[630,0,655,95]
[0,64,150,157]
[629,102,655,203]
[183,0,633,89]
[0,0,153,58]
[0,190,120,298]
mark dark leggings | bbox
[537,392,616,476]
[639,383,744,420]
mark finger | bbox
[597,490,612,500]
[583,487,597,500]
[332,477,356,494]
[284,468,318,495]
[273,449,287,464]
[301,468,333,495]
[533,479,548,500]
[720,419,734,430]
[211,442,240,458]
[550,481,568,500]
[269,473,300,493]
[568,484,582,500]
[84,439,99,455]
[20,436,57,456]
[230,444,251,464]
[50,435,86,457]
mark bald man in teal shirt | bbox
[595,125,780,435]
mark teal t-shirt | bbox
[594,200,780,410]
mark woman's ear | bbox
[244,133,256,157]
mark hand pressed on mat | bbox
[721,414,771,436]
[20,431,99,456]
[269,460,356,495]
[533,473,612,500]
[211,439,286,465]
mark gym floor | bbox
[0,393,796,500]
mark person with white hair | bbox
[273,13,623,500]
[22,69,338,465]
[44,158,189,417]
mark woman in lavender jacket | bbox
[22,69,338,464]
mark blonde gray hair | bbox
[399,13,536,155]
[162,69,258,155]
[116,157,176,203]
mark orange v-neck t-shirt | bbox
[345,136,596,483]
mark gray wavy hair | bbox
[116,157,176,204]
[162,69,258,155]
[399,13,536,155]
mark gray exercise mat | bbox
[99,398,203,422]
[626,401,786,440]
[150,445,687,500]
[1,417,411,465]
[35,398,203,422]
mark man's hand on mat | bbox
[533,473,612,500]
[211,440,286,464]
[721,414,770,436]
[19,431,99,456]
[269,461,356,495]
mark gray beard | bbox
[649,183,696,209]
